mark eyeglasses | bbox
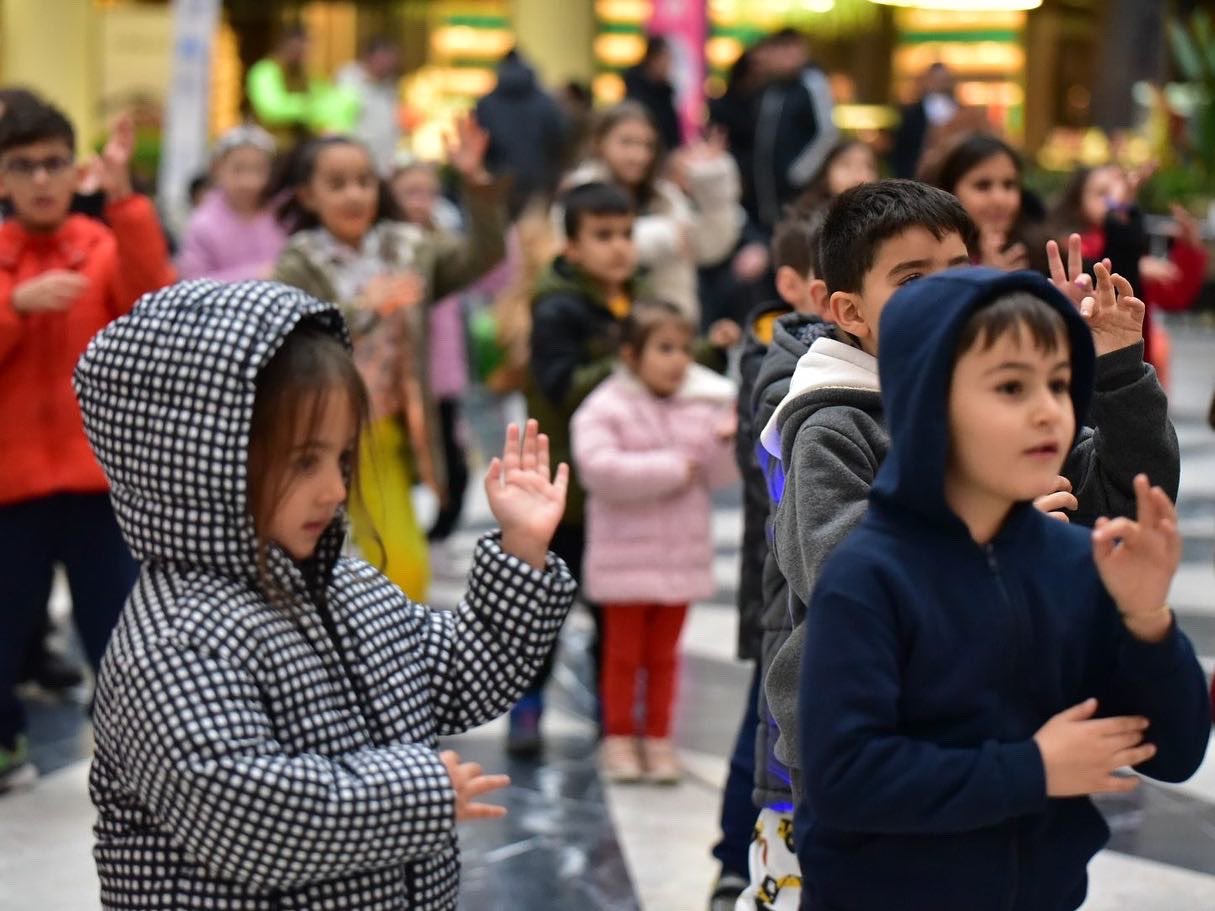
[1,155,74,179]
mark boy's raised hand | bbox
[486,420,568,571]
[1092,474,1180,643]
[1033,698,1155,797]
[1048,236,1144,356]
[98,112,135,203]
[439,750,510,821]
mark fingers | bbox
[463,772,510,800]
[1046,239,1067,286]
[1092,516,1141,548]
[484,456,502,492]
[462,801,509,820]
[1054,476,1073,493]
[1092,774,1140,795]
[1067,233,1083,282]
[1057,698,1099,721]
[501,422,521,475]
[1086,714,1150,737]
[1112,743,1158,769]
[553,462,570,497]
[520,419,539,473]
[1034,491,1078,515]
[537,432,551,482]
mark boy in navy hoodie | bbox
[797,268,1209,910]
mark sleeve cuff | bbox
[1094,341,1146,391]
[470,531,579,600]
[1117,614,1192,680]
[1001,739,1048,816]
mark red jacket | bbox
[0,196,175,506]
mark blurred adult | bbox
[747,29,837,234]
[246,26,357,146]
[337,37,403,175]
[890,62,958,179]
[475,48,569,217]
[624,35,682,153]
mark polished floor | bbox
[3,315,1215,910]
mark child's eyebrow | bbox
[947,254,971,267]
[983,358,1072,375]
[886,259,932,277]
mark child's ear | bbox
[826,290,873,342]
[774,265,803,309]
[808,279,830,319]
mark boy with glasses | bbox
[0,98,174,792]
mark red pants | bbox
[600,602,688,738]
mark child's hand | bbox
[707,318,742,349]
[439,750,511,821]
[1170,203,1204,249]
[445,112,491,186]
[487,420,569,571]
[363,272,425,317]
[979,231,1028,271]
[1032,475,1077,523]
[12,270,88,314]
[731,242,769,282]
[1033,698,1155,797]
[1093,474,1180,643]
[715,410,739,442]
[1046,233,1100,307]
[1138,254,1182,285]
[99,112,136,202]
[1079,261,1144,356]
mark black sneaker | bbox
[709,871,748,911]
[0,738,38,795]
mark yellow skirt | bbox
[350,415,430,602]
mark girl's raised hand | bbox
[486,420,569,571]
[445,112,492,186]
[1079,261,1145,356]
[1093,474,1180,643]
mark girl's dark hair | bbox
[591,101,664,204]
[620,299,694,353]
[920,132,1023,196]
[267,135,402,234]
[953,291,1068,364]
[796,138,874,214]
[1051,165,1102,235]
[247,322,371,594]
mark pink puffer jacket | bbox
[572,364,739,605]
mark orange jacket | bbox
[0,195,175,506]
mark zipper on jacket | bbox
[986,543,1024,911]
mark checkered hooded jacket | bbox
[74,280,576,910]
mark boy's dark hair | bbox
[620,298,694,353]
[771,205,825,277]
[818,179,977,294]
[953,291,1067,365]
[561,180,634,240]
[0,96,74,156]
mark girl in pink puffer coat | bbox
[572,300,738,784]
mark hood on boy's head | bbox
[871,267,1095,525]
[74,280,349,579]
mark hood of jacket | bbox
[494,54,538,97]
[871,267,1095,528]
[759,320,878,459]
[74,280,351,582]
[751,312,834,436]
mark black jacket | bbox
[475,55,568,214]
[624,65,681,152]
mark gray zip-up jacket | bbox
[75,280,576,910]
[762,337,1180,799]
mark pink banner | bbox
[648,0,707,142]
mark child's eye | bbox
[898,273,923,286]
[996,381,1023,396]
[1050,379,1070,395]
[294,454,319,474]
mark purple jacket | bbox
[573,365,739,605]
[177,190,287,282]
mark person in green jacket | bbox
[246,26,358,147]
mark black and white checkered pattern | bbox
[74,281,577,909]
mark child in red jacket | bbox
[0,98,175,791]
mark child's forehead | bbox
[962,323,1071,365]
[574,212,634,236]
[2,136,73,159]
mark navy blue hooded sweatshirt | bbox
[796,268,1209,911]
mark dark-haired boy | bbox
[797,268,1207,909]
[710,206,827,908]
[749,179,1179,908]
[512,181,640,755]
[0,99,175,790]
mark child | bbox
[572,300,738,783]
[177,125,286,281]
[0,98,175,791]
[797,268,1209,909]
[750,179,1180,910]
[1048,164,1207,388]
[794,137,879,216]
[390,156,473,547]
[74,280,577,908]
[272,120,506,601]
[709,206,828,906]
[560,101,741,323]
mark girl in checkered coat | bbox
[72,280,576,910]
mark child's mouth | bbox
[1025,442,1059,458]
